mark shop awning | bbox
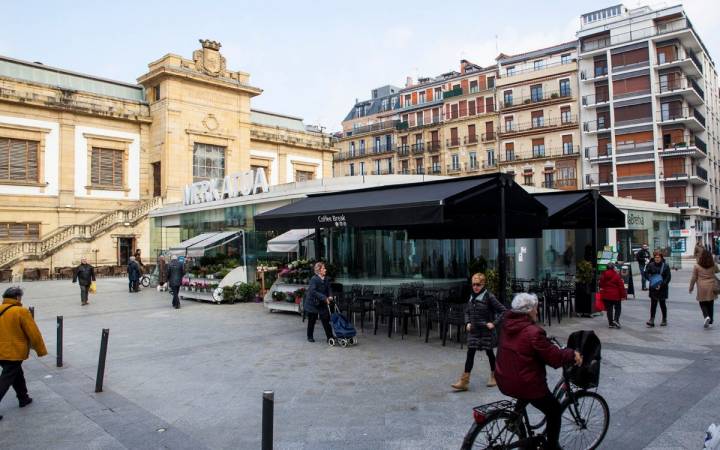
[254,174,547,238]
[533,190,625,229]
[168,231,241,257]
[266,229,314,253]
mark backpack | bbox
[649,263,665,289]
[565,330,601,389]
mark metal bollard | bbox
[262,390,274,450]
[95,329,110,393]
[29,306,35,319]
[56,316,63,367]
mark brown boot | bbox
[487,372,497,387]
[451,372,470,391]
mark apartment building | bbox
[578,5,720,232]
[496,42,581,190]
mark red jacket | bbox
[495,312,575,400]
[599,268,627,301]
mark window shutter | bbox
[0,138,39,182]
[91,147,123,187]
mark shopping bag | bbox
[594,293,605,312]
[89,282,97,294]
[705,423,720,450]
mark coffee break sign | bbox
[184,168,269,205]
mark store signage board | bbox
[184,168,269,206]
[317,214,347,227]
[669,229,691,237]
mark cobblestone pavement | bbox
[0,266,718,449]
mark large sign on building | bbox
[183,168,269,205]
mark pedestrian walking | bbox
[157,255,168,292]
[304,262,334,343]
[636,243,651,291]
[689,249,717,329]
[599,262,626,329]
[72,257,96,306]
[451,273,506,391]
[127,256,141,293]
[645,251,671,327]
[0,286,47,421]
[134,249,144,270]
[694,240,705,262]
[166,255,184,309]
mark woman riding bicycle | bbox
[495,293,582,450]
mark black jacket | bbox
[304,274,331,314]
[645,260,671,300]
[636,248,651,266]
[73,263,96,286]
[464,290,506,350]
[166,261,184,288]
[127,261,141,281]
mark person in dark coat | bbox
[127,256,141,293]
[645,251,671,327]
[495,293,582,450]
[599,262,627,328]
[157,255,168,291]
[451,273,506,391]
[72,257,96,306]
[636,243,651,290]
[166,256,184,309]
[304,262,334,343]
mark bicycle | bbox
[460,338,609,450]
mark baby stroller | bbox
[328,304,357,347]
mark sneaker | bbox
[608,323,617,329]
[646,321,655,328]
[704,317,711,328]
[307,337,315,343]
[660,320,667,327]
[19,397,32,408]
[613,321,622,329]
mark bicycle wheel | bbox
[461,411,526,449]
[140,276,150,287]
[558,391,609,450]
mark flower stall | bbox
[263,259,314,313]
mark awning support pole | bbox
[498,176,508,306]
[591,190,599,295]
[314,227,322,261]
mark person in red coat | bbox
[599,262,627,329]
[495,293,582,450]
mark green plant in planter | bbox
[550,92,559,99]
[271,290,287,302]
[235,282,261,302]
[222,285,237,304]
[575,259,594,285]
[486,267,513,302]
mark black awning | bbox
[533,190,625,229]
[254,174,548,238]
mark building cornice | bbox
[137,66,262,97]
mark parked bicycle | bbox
[460,337,609,450]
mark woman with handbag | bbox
[599,262,626,329]
[689,249,717,328]
[645,251,671,328]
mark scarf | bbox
[470,289,487,303]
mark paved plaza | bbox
[1,266,718,449]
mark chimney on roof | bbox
[405,76,413,88]
[460,59,468,74]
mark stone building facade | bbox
[0,40,334,277]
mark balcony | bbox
[446,137,461,148]
[661,163,708,184]
[370,143,395,155]
[500,115,578,137]
[500,89,573,110]
[483,160,497,169]
[668,196,710,209]
[411,142,425,155]
[585,173,614,187]
[447,164,462,174]
[398,168,411,175]
[554,178,578,190]
[585,145,613,162]
[480,132,495,142]
[615,140,654,155]
[415,167,425,175]
[617,173,656,184]
[371,169,394,175]
[426,141,441,154]
[428,165,442,175]
[613,87,652,101]
[501,59,576,79]
[580,19,701,54]
[346,120,399,137]
[659,137,707,158]
[396,145,410,158]
[465,161,481,172]
[657,77,704,105]
[464,135,479,146]
[443,86,464,99]
[581,93,610,108]
[583,119,611,133]
[580,66,609,82]
[500,145,580,163]
[333,149,366,162]
[658,106,706,131]
[656,52,704,78]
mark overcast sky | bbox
[1,1,718,131]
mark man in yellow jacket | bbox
[0,286,47,421]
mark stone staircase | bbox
[0,197,162,269]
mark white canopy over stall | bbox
[266,229,314,253]
[169,231,241,257]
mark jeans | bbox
[639,265,647,289]
[650,297,667,321]
[307,312,333,340]
[528,392,563,450]
[0,360,29,404]
[603,299,621,325]
[700,300,714,323]
[464,348,496,373]
[170,286,180,308]
[80,285,89,304]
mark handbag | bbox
[89,281,97,294]
[648,263,665,289]
[594,292,605,312]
